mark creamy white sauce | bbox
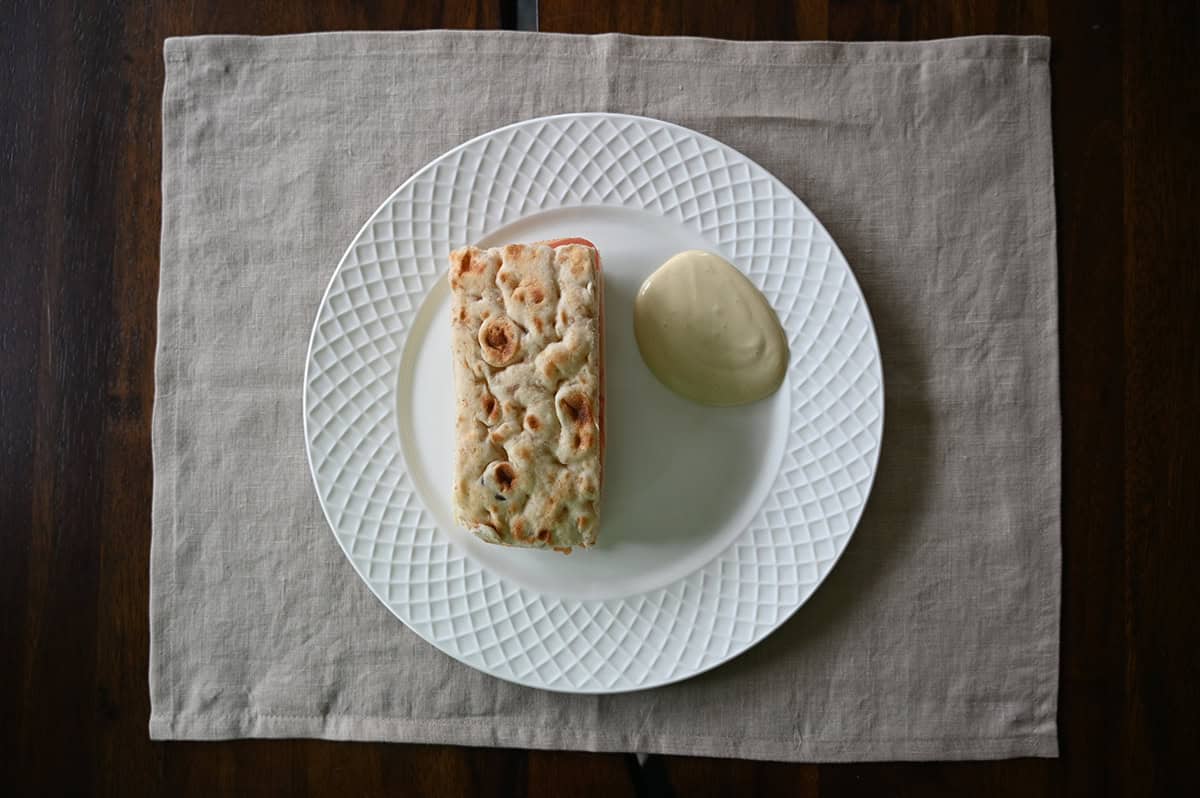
[634,250,788,406]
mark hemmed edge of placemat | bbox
[162,31,1049,69]
[149,712,1057,762]
[1024,44,1064,767]
[148,40,191,738]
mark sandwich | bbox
[449,238,604,552]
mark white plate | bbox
[304,113,883,693]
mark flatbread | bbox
[449,241,603,551]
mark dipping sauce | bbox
[634,250,788,406]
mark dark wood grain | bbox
[1046,0,1127,795]
[2,0,1197,795]
[1119,2,1199,795]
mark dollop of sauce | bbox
[634,250,788,406]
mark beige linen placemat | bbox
[151,31,1059,761]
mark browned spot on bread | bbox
[456,305,468,322]
[448,252,468,289]
[556,248,590,279]
[558,309,568,326]
[494,462,515,492]
[512,518,528,540]
[531,317,543,333]
[525,414,540,431]
[559,391,592,426]
[484,324,506,348]
[537,529,550,543]
[478,315,520,366]
[554,546,572,555]
[449,249,489,291]
[528,286,545,304]
[478,389,500,425]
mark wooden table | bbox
[3,1,1196,794]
